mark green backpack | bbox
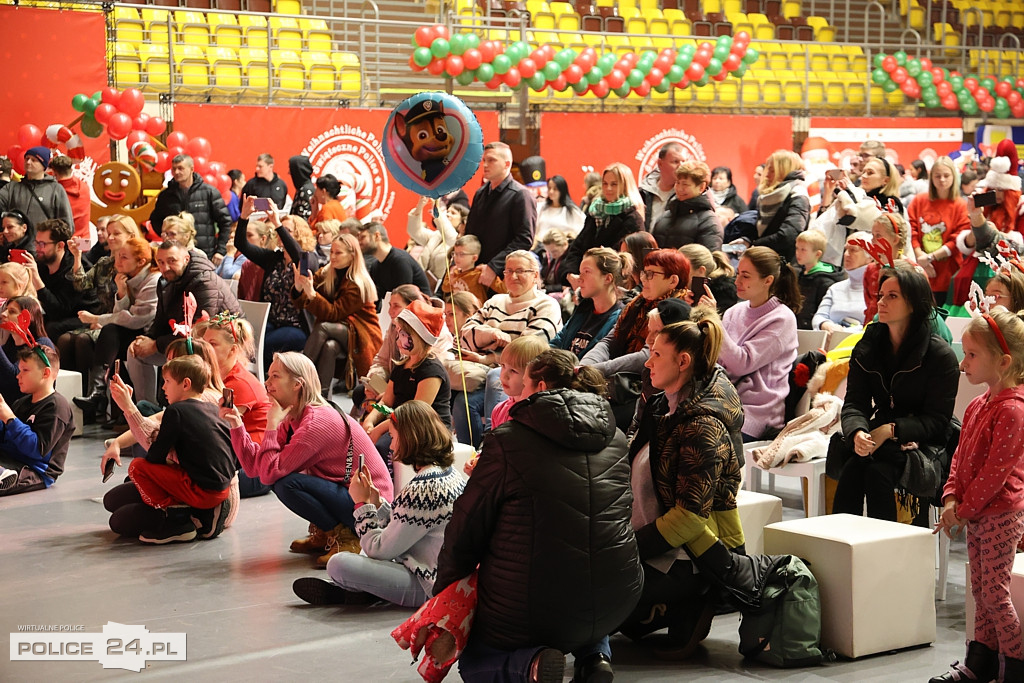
[738,555,828,668]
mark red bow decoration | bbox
[848,237,896,269]
[1,308,49,367]
[167,292,209,339]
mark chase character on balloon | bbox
[394,99,454,184]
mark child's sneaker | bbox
[190,498,232,540]
[139,508,197,544]
[291,577,373,606]
[0,468,18,492]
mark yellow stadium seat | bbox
[739,78,760,104]
[649,16,670,36]
[533,11,556,30]
[806,16,835,41]
[809,53,829,71]
[788,51,807,71]
[619,6,642,19]
[209,14,243,50]
[271,49,305,94]
[782,76,805,105]
[275,0,301,13]
[550,1,574,17]
[303,18,333,52]
[526,0,549,14]
[270,17,303,51]
[626,16,648,33]
[670,18,692,35]
[113,42,142,88]
[558,31,584,44]
[557,12,580,30]
[139,43,171,92]
[331,51,360,70]
[869,84,886,106]
[209,47,243,93]
[832,54,850,71]
[782,0,801,18]
[113,6,145,46]
[704,0,723,13]
[762,78,783,104]
[174,11,210,48]
[886,89,904,106]
[239,15,270,50]
[824,80,846,107]
[717,80,739,104]
[847,81,867,106]
[240,48,271,93]
[618,0,638,10]
[302,52,336,97]
[142,8,171,46]
[640,0,658,10]
[766,51,788,70]
[724,0,741,14]
[908,5,926,29]
[172,44,208,93]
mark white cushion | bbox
[736,489,783,555]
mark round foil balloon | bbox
[383,91,483,197]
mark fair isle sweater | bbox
[719,297,798,438]
[355,465,466,594]
[460,288,562,352]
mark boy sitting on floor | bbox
[795,229,846,330]
[0,346,75,496]
[101,355,235,544]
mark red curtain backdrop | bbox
[0,6,110,164]
[539,113,793,206]
[173,104,500,245]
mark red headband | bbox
[982,314,1011,355]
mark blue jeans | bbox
[483,367,507,424]
[264,323,308,370]
[452,388,486,449]
[272,472,355,530]
[459,636,611,683]
[325,552,427,607]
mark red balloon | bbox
[530,49,548,68]
[154,151,171,173]
[203,173,218,187]
[654,56,672,73]
[724,54,742,71]
[426,58,446,76]
[995,80,1012,98]
[936,81,952,97]
[409,55,425,72]
[712,69,729,81]
[942,94,959,110]
[118,88,145,117]
[633,81,651,96]
[485,75,503,89]
[694,49,712,66]
[101,87,120,105]
[606,68,625,89]
[132,112,151,131]
[685,63,705,81]
[479,41,496,63]
[503,67,521,88]
[733,30,751,43]
[207,161,226,176]
[6,146,26,176]
[964,77,978,92]
[542,44,556,59]
[591,79,610,98]
[564,64,584,84]
[217,173,232,194]
[414,25,436,48]
[93,103,118,125]
[107,113,133,140]
[675,78,690,88]
[445,55,465,77]
[1008,91,1021,106]
[930,67,944,82]
[550,75,567,91]
[125,130,149,148]
[891,66,908,84]
[185,136,212,159]
[18,124,42,149]
[882,56,897,72]
[919,57,932,70]
[193,156,209,175]
[1013,103,1024,118]
[463,48,483,71]
[146,116,167,137]
[979,97,995,112]
[518,57,537,78]
[167,145,186,159]
[646,67,664,85]
[433,24,449,40]
[166,130,189,149]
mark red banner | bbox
[807,116,964,170]
[0,7,109,165]
[539,113,793,206]
[173,104,500,244]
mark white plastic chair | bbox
[796,329,829,356]
[238,299,271,383]
[743,441,828,518]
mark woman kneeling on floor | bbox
[293,400,466,607]
[223,351,393,567]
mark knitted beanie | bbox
[25,146,51,169]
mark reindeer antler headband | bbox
[0,308,49,367]
[978,240,1024,275]
[209,311,241,343]
[848,236,896,269]
[167,292,209,354]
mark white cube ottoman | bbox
[764,513,936,658]
[965,555,1024,639]
[736,489,783,554]
[54,369,83,437]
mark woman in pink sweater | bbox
[224,351,393,568]
[701,246,801,441]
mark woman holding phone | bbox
[236,196,320,368]
[292,400,465,607]
[0,210,35,264]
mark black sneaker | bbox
[292,577,373,606]
[529,648,566,683]
[190,498,231,540]
[571,652,614,683]
[139,509,197,544]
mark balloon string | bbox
[435,201,476,449]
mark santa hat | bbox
[979,139,1022,192]
[397,298,445,345]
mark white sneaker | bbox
[0,468,18,492]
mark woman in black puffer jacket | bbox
[436,349,642,683]
[652,159,722,251]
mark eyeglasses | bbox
[639,269,666,280]
[503,268,537,278]
[35,240,57,248]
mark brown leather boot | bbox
[315,524,361,568]
[290,523,327,554]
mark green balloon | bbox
[654,79,671,93]
[513,41,530,58]
[706,58,722,76]
[450,34,467,56]
[572,79,589,94]
[894,50,907,66]
[598,54,616,72]
[627,69,644,87]
[734,64,748,77]
[476,63,494,82]
[71,93,88,112]
[465,34,480,49]
[713,45,729,61]
[527,73,546,90]
[640,50,657,65]
[430,38,450,58]
[917,71,933,87]
[906,59,921,77]
[555,51,574,70]
[980,77,995,93]
[962,99,979,114]
[873,54,885,69]
[80,115,103,138]
[587,68,603,85]
[83,97,99,114]
[614,84,631,98]
[882,80,899,93]
[950,75,964,89]
[871,68,889,85]
[742,48,759,65]
[493,54,511,75]
[543,61,561,80]
[411,33,419,48]
[92,90,102,101]
[668,64,684,82]
[695,73,711,87]
[413,47,433,67]
[455,70,475,86]
[924,96,940,108]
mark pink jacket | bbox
[943,385,1024,520]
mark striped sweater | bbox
[460,288,562,352]
[355,465,466,593]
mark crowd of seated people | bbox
[4,136,1022,683]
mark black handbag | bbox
[607,371,643,406]
[824,431,851,480]
[898,443,946,500]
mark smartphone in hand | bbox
[222,387,234,409]
[973,191,999,208]
[357,453,365,472]
[826,169,843,181]
[10,249,30,265]
[690,276,710,298]
[299,252,311,277]
[102,458,116,483]
[253,197,272,212]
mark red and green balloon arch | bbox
[408,24,760,98]
[870,52,1024,118]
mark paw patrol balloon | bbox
[383,92,483,197]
